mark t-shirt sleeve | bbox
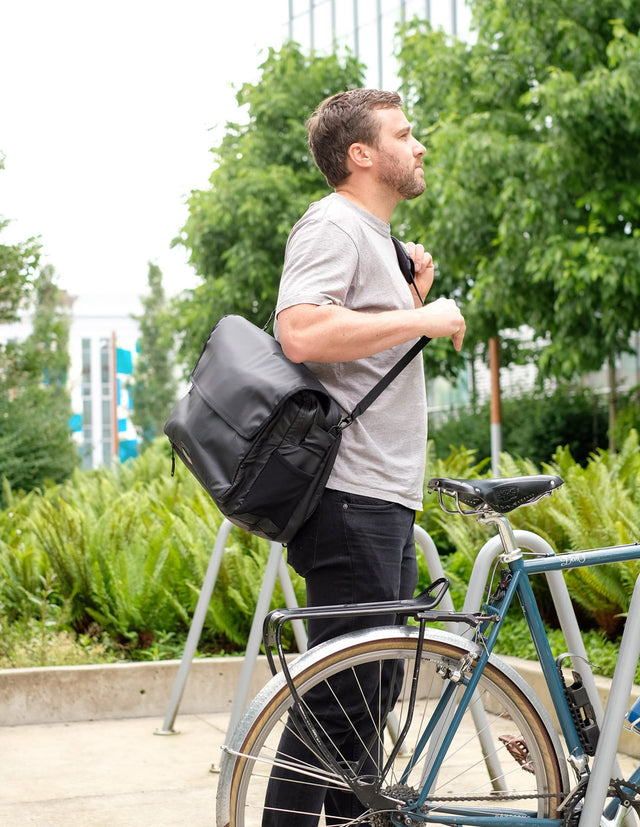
[276,219,359,315]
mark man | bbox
[264,88,465,824]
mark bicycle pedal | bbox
[499,733,535,774]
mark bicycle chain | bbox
[367,781,640,827]
[366,787,563,825]
[420,791,562,803]
[421,778,640,808]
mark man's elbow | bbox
[277,309,316,363]
[279,332,309,364]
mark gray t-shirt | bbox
[275,193,428,510]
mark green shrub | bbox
[1,432,638,667]
[431,385,608,467]
[0,616,118,669]
[0,440,306,662]
[491,615,640,684]
[612,386,640,450]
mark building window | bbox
[99,338,113,464]
[80,339,93,469]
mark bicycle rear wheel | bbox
[217,626,568,827]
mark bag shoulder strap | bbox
[264,234,431,430]
[337,236,430,428]
[391,235,424,304]
[338,334,430,430]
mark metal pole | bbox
[110,332,119,461]
[414,526,506,791]
[353,0,359,57]
[277,553,307,653]
[222,540,285,751]
[331,0,337,50]
[578,576,640,826]
[376,0,383,88]
[156,520,234,734]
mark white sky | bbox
[0,0,289,300]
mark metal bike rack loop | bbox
[156,520,305,736]
[158,522,446,739]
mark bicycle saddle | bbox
[427,474,564,514]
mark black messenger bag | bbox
[165,315,343,543]
[164,240,429,544]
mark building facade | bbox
[287,0,472,89]
[68,294,140,469]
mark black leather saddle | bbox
[427,475,564,514]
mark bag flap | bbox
[190,315,338,439]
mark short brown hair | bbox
[306,89,403,188]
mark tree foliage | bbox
[129,262,178,446]
[430,384,608,467]
[0,157,40,323]
[173,43,365,369]
[0,266,78,503]
[396,1,640,381]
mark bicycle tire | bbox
[217,626,568,826]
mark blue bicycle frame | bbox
[405,541,640,827]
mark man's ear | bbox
[347,142,373,170]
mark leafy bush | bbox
[0,384,80,508]
[1,432,638,668]
[431,385,608,467]
[490,615,640,684]
[0,440,305,661]
[0,616,117,669]
[612,386,640,450]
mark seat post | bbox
[477,512,522,561]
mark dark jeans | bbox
[262,488,418,826]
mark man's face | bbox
[371,107,426,200]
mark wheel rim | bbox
[224,632,565,826]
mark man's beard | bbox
[376,150,426,200]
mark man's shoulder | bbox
[298,193,349,225]
[294,193,387,238]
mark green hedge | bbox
[0,441,304,666]
[430,385,609,467]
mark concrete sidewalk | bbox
[0,713,227,826]
[3,709,639,827]
[1,655,638,826]
[0,657,260,827]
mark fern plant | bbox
[208,530,305,652]
[541,433,640,635]
[1,434,638,663]
[419,432,640,638]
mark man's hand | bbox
[420,297,466,351]
[405,242,434,301]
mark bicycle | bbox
[216,473,640,827]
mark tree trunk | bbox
[470,348,478,412]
